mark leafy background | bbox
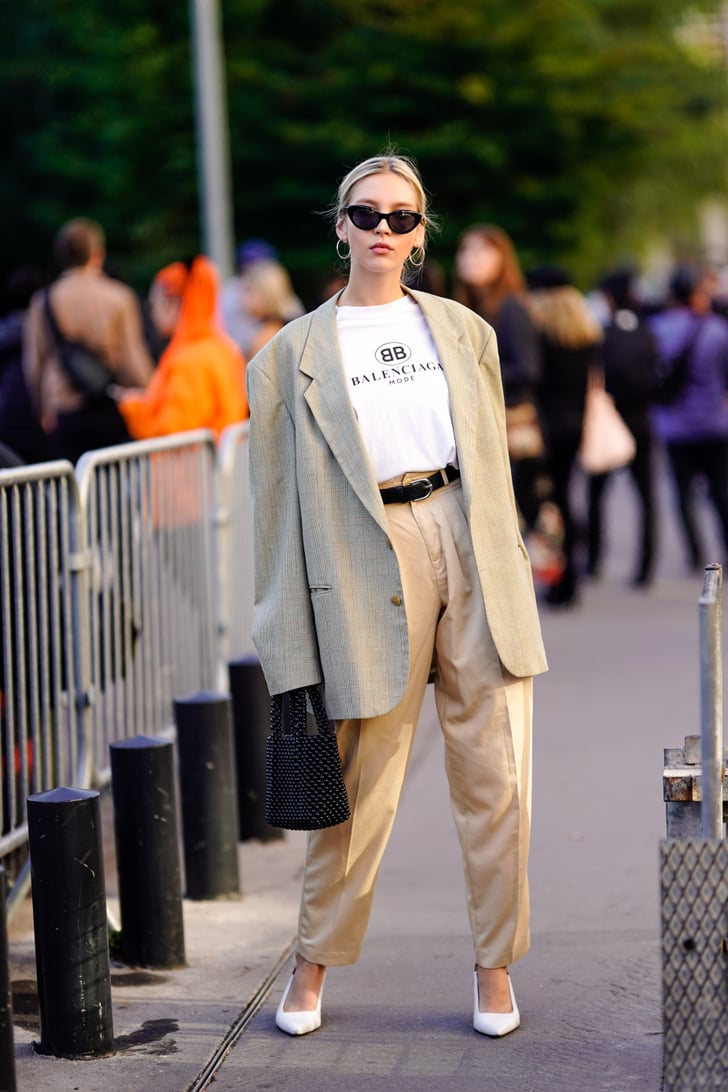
[4,0,728,304]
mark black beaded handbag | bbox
[265,686,350,831]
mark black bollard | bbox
[0,869,16,1090]
[110,736,185,969]
[174,691,241,900]
[228,656,284,842]
[27,787,114,1058]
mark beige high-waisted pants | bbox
[298,478,533,970]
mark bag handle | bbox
[42,289,65,347]
[270,685,334,738]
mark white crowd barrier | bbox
[0,424,254,901]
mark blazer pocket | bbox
[309,584,332,594]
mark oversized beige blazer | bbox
[246,288,547,720]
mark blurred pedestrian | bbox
[587,269,659,587]
[408,257,446,295]
[648,265,728,570]
[528,266,602,606]
[319,270,348,303]
[239,258,304,357]
[453,225,544,528]
[247,152,547,1039]
[116,256,247,440]
[0,442,24,469]
[0,267,52,464]
[22,218,154,464]
[221,238,304,358]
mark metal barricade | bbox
[0,461,91,907]
[75,432,219,787]
[661,565,727,1090]
[216,422,255,674]
[0,429,255,915]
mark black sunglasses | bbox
[345,205,424,235]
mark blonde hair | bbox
[332,152,436,262]
[240,259,302,323]
[528,285,603,349]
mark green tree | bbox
[225,0,728,293]
[4,0,198,288]
[2,0,726,300]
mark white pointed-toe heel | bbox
[275,969,324,1036]
[473,970,520,1037]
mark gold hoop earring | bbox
[336,239,351,261]
[409,246,426,270]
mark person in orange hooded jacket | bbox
[117,256,247,439]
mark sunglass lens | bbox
[350,207,380,230]
[346,206,422,233]
[390,211,419,234]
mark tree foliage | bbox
[3,0,727,300]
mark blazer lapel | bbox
[299,290,487,529]
[301,297,389,531]
[410,290,482,491]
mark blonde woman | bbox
[246,153,547,1038]
[527,266,603,606]
[240,258,303,357]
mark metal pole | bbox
[174,691,241,899]
[228,656,284,842]
[27,787,114,1058]
[699,564,724,839]
[0,869,16,1091]
[189,0,235,279]
[110,736,186,968]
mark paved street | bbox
[208,463,724,1090]
[9,459,726,1090]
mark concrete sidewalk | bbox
[206,577,696,1091]
[7,466,724,1090]
[9,813,308,1090]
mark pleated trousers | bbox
[297,478,533,970]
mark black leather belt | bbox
[379,465,460,504]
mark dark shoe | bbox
[545,583,579,607]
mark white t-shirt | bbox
[336,296,457,482]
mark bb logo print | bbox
[375,343,411,365]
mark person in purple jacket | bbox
[649,265,728,571]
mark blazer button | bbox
[391,594,402,606]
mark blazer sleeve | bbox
[246,354,323,694]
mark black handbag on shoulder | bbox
[43,289,114,401]
[265,685,350,831]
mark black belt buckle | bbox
[408,476,434,502]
